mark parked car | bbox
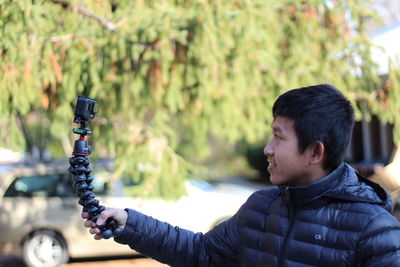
[0,159,259,267]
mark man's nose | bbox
[264,140,273,156]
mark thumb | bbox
[96,208,114,226]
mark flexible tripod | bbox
[68,96,122,239]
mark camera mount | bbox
[68,96,122,239]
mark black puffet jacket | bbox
[115,163,400,266]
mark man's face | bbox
[264,116,313,186]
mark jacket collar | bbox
[278,163,392,211]
[278,163,345,206]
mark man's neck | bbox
[290,166,330,186]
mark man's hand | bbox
[82,207,128,240]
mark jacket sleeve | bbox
[357,212,400,267]
[114,208,241,267]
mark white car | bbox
[0,159,260,267]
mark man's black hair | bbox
[272,84,354,171]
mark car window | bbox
[58,173,76,197]
[90,171,109,196]
[3,169,111,198]
[3,174,60,198]
[64,171,109,196]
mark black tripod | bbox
[68,96,122,239]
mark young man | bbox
[83,84,400,266]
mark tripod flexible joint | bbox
[69,96,122,239]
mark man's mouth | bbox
[268,161,276,171]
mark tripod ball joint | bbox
[72,139,92,156]
[69,155,122,239]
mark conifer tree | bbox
[1,0,398,198]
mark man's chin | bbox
[269,175,280,185]
[269,175,292,186]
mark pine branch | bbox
[50,33,76,42]
[51,0,120,31]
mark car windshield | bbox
[3,174,60,197]
[3,169,110,198]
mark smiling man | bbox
[83,84,400,266]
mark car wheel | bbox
[22,230,69,267]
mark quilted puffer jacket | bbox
[115,163,400,266]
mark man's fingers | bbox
[94,233,103,240]
[84,220,96,228]
[89,227,100,235]
[82,207,127,240]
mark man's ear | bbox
[310,141,325,165]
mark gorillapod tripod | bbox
[68,96,122,239]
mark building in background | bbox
[348,22,400,197]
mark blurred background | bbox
[1,0,400,266]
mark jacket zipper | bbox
[278,188,296,267]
